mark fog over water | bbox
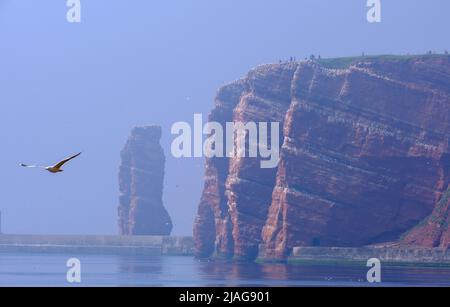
[0,0,449,235]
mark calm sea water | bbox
[1,253,450,287]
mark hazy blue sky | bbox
[0,0,449,235]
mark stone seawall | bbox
[258,245,450,264]
[0,235,194,256]
[3,234,448,264]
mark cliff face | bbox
[118,126,172,236]
[194,64,298,259]
[194,55,450,260]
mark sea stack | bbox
[118,126,173,235]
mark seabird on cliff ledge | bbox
[20,152,82,173]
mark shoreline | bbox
[0,234,194,256]
[1,234,450,266]
[257,245,450,266]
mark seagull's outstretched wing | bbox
[20,163,45,169]
[53,152,82,169]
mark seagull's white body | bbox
[20,152,82,173]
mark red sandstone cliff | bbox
[194,64,298,259]
[194,55,450,260]
[118,126,172,235]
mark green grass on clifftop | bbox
[317,54,447,69]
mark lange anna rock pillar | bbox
[118,126,172,235]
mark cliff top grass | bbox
[317,53,448,69]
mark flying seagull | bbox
[20,152,82,173]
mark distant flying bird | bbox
[20,152,82,173]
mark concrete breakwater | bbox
[2,234,450,264]
[0,234,194,256]
[258,245,450,264]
